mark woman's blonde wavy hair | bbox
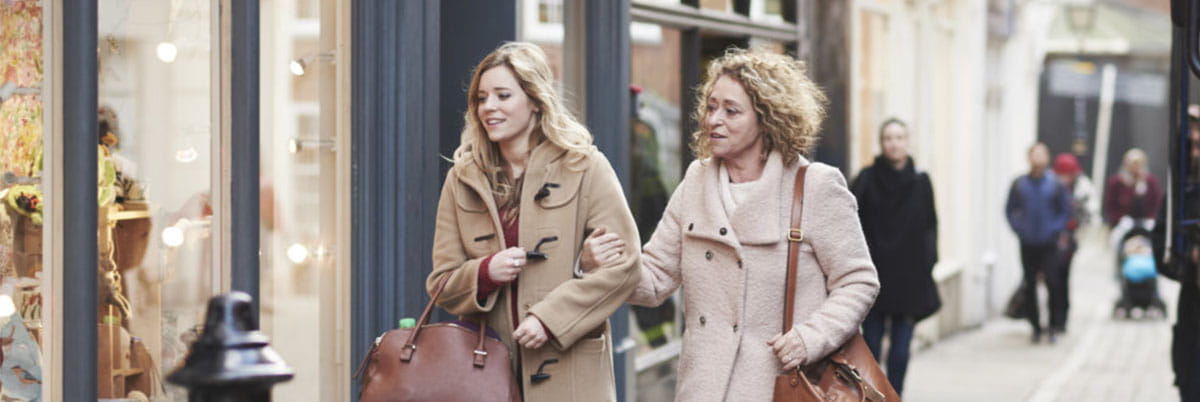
[453,42,593,219]
[690,48,827,165]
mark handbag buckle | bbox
[788,368,803,387]
[833,363,862,383]
[833,364,884,402]
[473,348,489,368]
[399,343,417,362]
[788,228,804,242]
[864,387,885,402]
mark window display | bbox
[0,0,46,399]
[97,0,216,399]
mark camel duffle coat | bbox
[428,140,641,401]
[632,152,879,401]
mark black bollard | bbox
[168,291,294,401]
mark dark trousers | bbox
[1184,353,1200,402]
[862,310,915,395]
[1020,243,1068,332]
[1175,283,1200,401]
[1055,235,1076,330]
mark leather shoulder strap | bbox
[784,166,809,332]
[400,275,450,361]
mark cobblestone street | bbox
[905,228,1181,401]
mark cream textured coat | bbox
[428,141,641,401]
[633,152,879,401]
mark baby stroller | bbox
[1112,225,1168,319]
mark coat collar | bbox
[455,139,572,199]
[453,141,579,245]
[687,152,808,248]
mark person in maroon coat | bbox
[1103,148,1163,228]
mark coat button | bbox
[699,316,707,326]
[523,303,531,310]
[737,259,743,269]
[705,251,713,260]
[719,227,727,235]
[733,323,739,332]
[688,223,694,231]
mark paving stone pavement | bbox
[904,229,1182,402]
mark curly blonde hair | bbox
[453,42,594,218]
[690,48,827,165]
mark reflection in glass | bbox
[700,0,733,12]
[630,22,686,402]
[631,27,685,333]
[98,0,214,399]
[524,0,566,81]
[261,0,342,400]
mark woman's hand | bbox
[580,227,626,273]
[488,247,528,284]
[767,329,806,370]
[513,315,550,349]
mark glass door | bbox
[97,0,218,399]
[260,0,348,400]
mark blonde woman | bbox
[582,48,879,401]
[427,42,640,401]
[1103,148,1163,228]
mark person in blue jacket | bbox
[1006,142,1072,344]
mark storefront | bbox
[9,0,351,400]
[2,0,841,400]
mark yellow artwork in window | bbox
[0,0,42,178]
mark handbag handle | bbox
[782,167,887,402]
[400,274,492,368]
[784,166,808,332]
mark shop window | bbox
[748,37,786,54]
[629,23,685,397]
[522,0,566,81]
[0,1,46,400]
[696,0,785,19]
[538,0,564,24]
[700,0,732,11]
[260,0,347,400]
[97,0,215,399]
[752,0,786,23]
[523,1,662,84]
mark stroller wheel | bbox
[1152,298,1168,319]
[1112,302,1129,320]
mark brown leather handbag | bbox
[355,275,520,402]
[773,166,901,402]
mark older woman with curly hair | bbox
[581,48,879,401]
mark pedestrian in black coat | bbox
[1154,104,1200,402]
[850,118,939,396]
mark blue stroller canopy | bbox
[1121,254,1158,283]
